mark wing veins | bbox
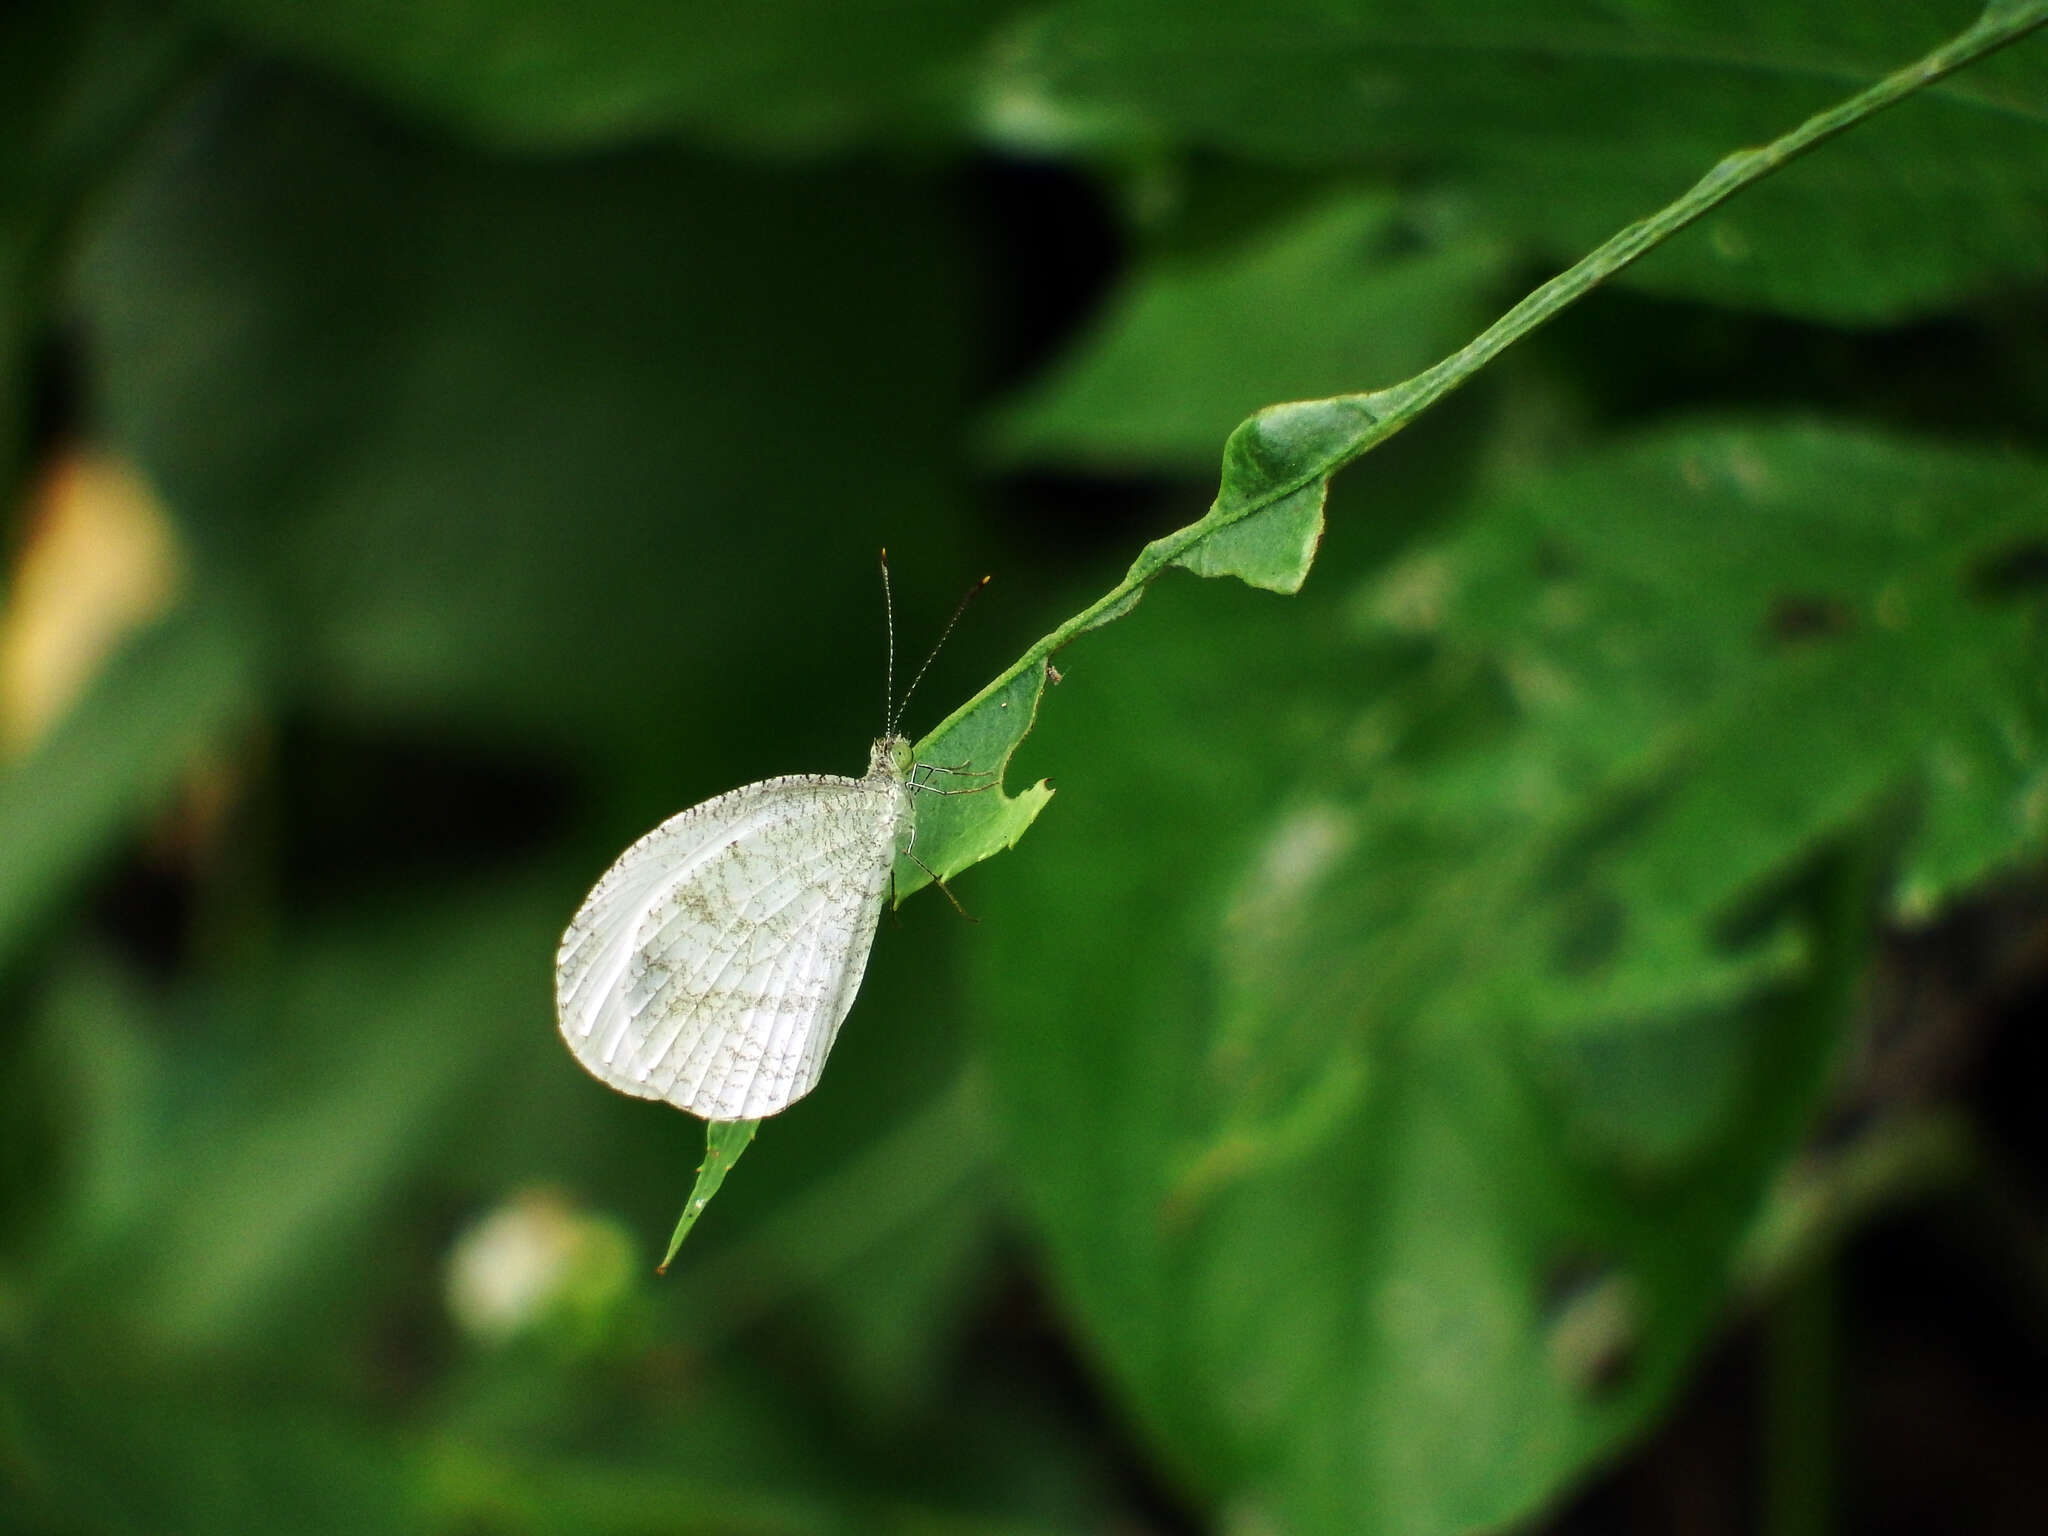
[622,790,888,1094]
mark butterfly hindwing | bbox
[556,770,909,1119]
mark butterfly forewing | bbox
[556,765,911,1120]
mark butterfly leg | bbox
[908,771,999,799]
[897,818,977,921]
[911,760,1000,792]
[905,847,979,923]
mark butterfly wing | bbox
[555,772,907,1120]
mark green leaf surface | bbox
[179,0,1030,150]
[967,420,2045,1533]
[987,191,1508,471]
[658,1118,758,1272]
[1359,423,2048,965]
[0,604,258,974]
[1,1329,413,1535]
[73,70,978,766]
[925,0,2046,908]
[3,1311,1085,1536]
[993,0,2048,321]
[906,392,1391,897]
[0,0,193,502]
[27,882,566,1350]
[664,1071,1003,1420]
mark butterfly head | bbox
[869,734,915,783]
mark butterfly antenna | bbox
[891,572,991,736]
[879,548,896,733]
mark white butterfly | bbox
[554,735,917,1120]
[553,559,984,1121]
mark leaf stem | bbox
[923,1,2048,749]
[1353,1,2048,460]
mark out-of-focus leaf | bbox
[992,0,2048,322]
[73,70,980,779]
[666,1071,1001,1417]
[0,0,193,502]
[1,1331,413,1535]
[1362,423,2048,962]
[986,191,1507,471]
[11,909,1046,1527]
[28,881,567,1351]
[2,1318,1087,1536]
[974,575,1875,1534]
[177,0,1031,151]
[0,603,258,973]
[971,421,2046,1533]
[2,447,185,756]
[796,1169,997,1421]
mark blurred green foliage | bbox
[3,0,2045,1533]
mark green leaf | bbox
[1359,423,2048,962]
[994,0,2048,321]
[972,565,1876,1534]
[902,655,1061,902]
[178,0,1031,150]
[27,881,569,1350]
[908,385,1397,900]
[970,419,2046,1531]
[662,1072,1001,1418]
[658,1118,758,1273]
[901,435,1337,897]
[918,1,2046,907]
[1171,477,1325,593]
[986,191,1507,471]
[1,1328,413,1535]
[0,0,193,501]
[72,73,980,765]
[0,604,258,973]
